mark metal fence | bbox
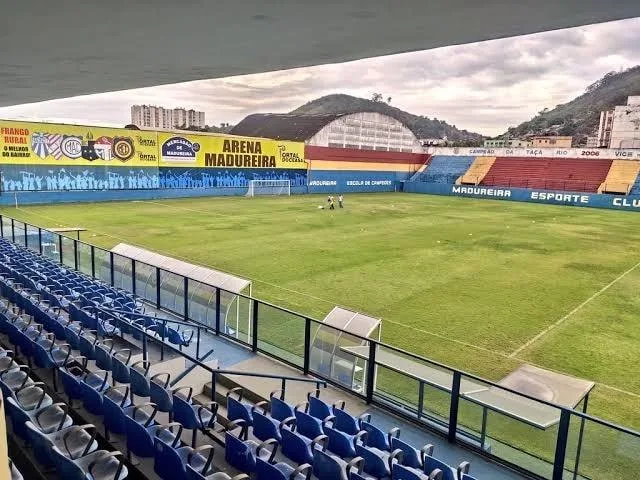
[0,213,638,480]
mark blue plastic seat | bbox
[334,408,370,435]
[80,369,110,415]
[393,463,442,480]
[0,365,34,398]
[294,407,324,440]
[457,462,475,480]
[227,387,253,426]
[150,372,173,419]
[312,448,363,480]
[391,439,433,470]
[50,446,128,480]
[103,385,133,439]
[25,421,99,468]
[224,420,277,474]
[78,329,99,360]
[132,318,157,341]
[59,358,88,407]
[354,442,402,479]
[166,326,193,349]
[5,381,52,412]
[173,386,218,446]
[154,426,214,480]
[324,416,367,458]
[63,321,83,349]
[32,332,71,390]
[111,349,132,384]
[186,464,248,480]
[423,455,457,480]
[6,397,73,440]
[255,457,312,480]
[95,339,115,371]
[0,349,18,373]
[307,390,340,421]
[269,390,295,422]
[252,402,281,443]
[360,421,400,452]
[124,403,178,459]
[98,315,121,337]
[280,418,327,465]
[129,360,152,397]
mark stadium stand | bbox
[416,156,475,184]
[480,157,612,193]
[0,236,481,480]
[457,157,496,185]
[631,174,640,196]
[598,160,640,194]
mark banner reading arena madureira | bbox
[157,132,306,169]
[0,120,158,167]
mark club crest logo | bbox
[161,136,199,163]
[113,137,135,161]
[60,136,83,159]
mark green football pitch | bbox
[3,193,640,429]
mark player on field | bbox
[329,195,335,210]
[338,194,344,208]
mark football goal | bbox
[246,179,291,197]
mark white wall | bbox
[610,104,640,149]
[307,112,423,153]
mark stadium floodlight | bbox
[246,179,291,197]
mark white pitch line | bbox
[509,259,640,358]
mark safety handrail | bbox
[93,304,326,388]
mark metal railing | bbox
[0,213,638,480]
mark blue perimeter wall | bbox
[307,170,406,193]
[0,187,309,205]
[403,181,640,212]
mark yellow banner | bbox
[157,132,306,169]
[0,120,158,167]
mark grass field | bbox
[3,193,640,431]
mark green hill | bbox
[505,66,640,141]
[290,93,484,144]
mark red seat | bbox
[480,157,612,193]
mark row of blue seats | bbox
[1,234,478,480]
[0,344,128,480]
[416,156,475,184]
[0,249,193,357]
[0,290,245,480]
[222,388,477,480]
[0,255,251,480]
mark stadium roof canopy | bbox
[231,114,347,141]
[111,243,250,294]
[2,1,640,107]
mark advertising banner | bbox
[404,181,640,212]
[0,120,158,167]
[157,132,306,170]
[424,146,640,160]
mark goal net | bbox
[246,179,291,197]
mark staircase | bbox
[598,160,640,194]
[457,156,496,185]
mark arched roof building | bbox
[231,112,424,153]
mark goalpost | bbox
[246,179,291,197]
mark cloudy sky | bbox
[1,17,639,136]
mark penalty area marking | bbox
[509,259,640,358]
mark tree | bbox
[387,96,392,104]
[371,93,383,103]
